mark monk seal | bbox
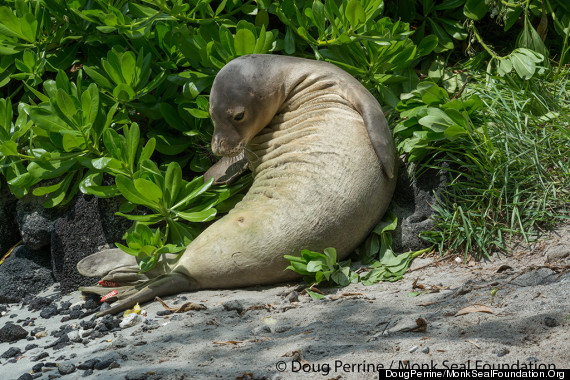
[77,54,397,316]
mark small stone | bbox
[25,344,38,351]
[31,352,49,361]
[40,305,58,319]
[409,345,418,353]
[421,347,430,354]
[80,320,96,330]
[77,359,100,370]
[544,316,559,327]
[252,325,271,335]
[93,359,113,370]
[69,309,83,319]
[17,374,33,380]
[34,331,48,338]
[287,291,299,303]
[45,362,57,367]
[0,323,28,342]
[108,361,121,369]
[58,362,76,375]
[67,330,81,343]
[29,297,53,312]
[273,325,291,333]
[222,300,244,314]
[32,363,44,373]
[156,310,172,317]
[1,347,22,358]
[494,348,509,357]
[119,313,144,329]
[82,298,99,311]
[82,369,93,377]
[526,357,539,363]
[99,303,111,313]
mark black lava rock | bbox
[544,316,559,327]
[40,305,59,319]
[82,297,99,311]
[1,346,22,358]
[28,297,54,311]
[0,177,21,259]
[0,323,28,342]
[93,358,113,370]
[17,374,33,380]
[51,194,131,293]
[32,363,45,373]
[58,361,76,375]
[0,245,54,303]
[82,369,93,377]
[156,310,172,316]
[25,344,38,351]
[77,358,100,370]
[31,352,49,361]
[222,300,244,314]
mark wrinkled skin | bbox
[77,54,397,316]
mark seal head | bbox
[209,56,285,157]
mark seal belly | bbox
[175,87,394,289]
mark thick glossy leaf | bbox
[234,28,256,56]
[463,0,488,20]
[113,83,136,101]
[134,178,163,205]
[174,208,217,223]
[345,0,366,28]
[116,175,156,208]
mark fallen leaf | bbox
[213,340,244,345]
[496,265,513,273]
[412,278,426,290]
[329,292,365,300]
[466,339,481,349]
[245,304,275,312]
[455,304,493,316]
[123,303,141,318]
[399,317,428,332]
[155,296,207,313]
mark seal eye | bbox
[234,112,245,121]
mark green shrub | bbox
[0,0,568,268]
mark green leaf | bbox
[306,289,326,300]
[498,58,513,76]
[0,140,18,156]
[234,29,256,56]
[174,208,217,222]
[165,161,182,205]
[516,16,548,57]
[284,27,295,54]
[463,0,488,21]
[116,175,156,208]
[83,66,113,89]
[134,178,163,205]
[113,83,136,101]
[345,0,366,28]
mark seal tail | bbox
[95,272,192,317]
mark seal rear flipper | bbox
[96,272,192,317]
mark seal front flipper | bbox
[348,88,396,179]
[96,272,192,317]
[204,151,249,185]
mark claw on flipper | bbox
[91,272,191,317]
